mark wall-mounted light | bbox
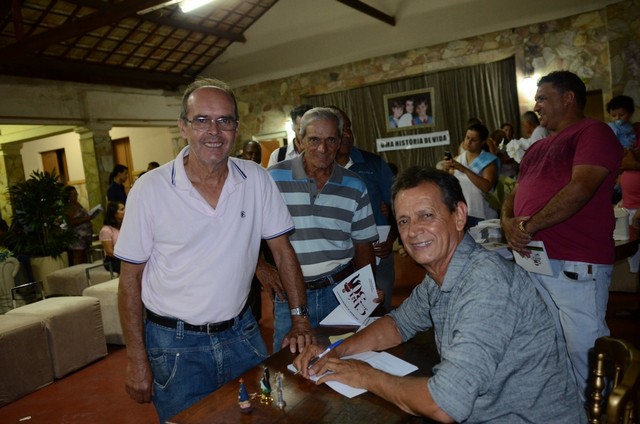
[179,0,215,13]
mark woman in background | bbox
[99,201,124,274]
[64,185,99,265]
[443,123,499,227]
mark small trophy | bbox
[259,366,273,404]
[275,372,286,409]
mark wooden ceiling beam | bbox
[336,0,395,26]
[0,0,175,62]
[0,55,193,90]
[11,0,24,41]
[66,0,246,42]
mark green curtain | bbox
[304,57,519,173]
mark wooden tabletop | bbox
[168,328,439,424]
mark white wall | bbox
[20,131,83,181]
[110,127,176,174]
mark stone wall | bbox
[607,0,640,120]
[234,1,639,146]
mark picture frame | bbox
[384,87,435,132]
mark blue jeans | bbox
[273,284,339,352]
[145,307,268,423]
[529,259,612,402]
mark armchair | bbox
[588,336,640,424]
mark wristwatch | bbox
[290,305,309,318]
[518,220,530,235]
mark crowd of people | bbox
[2,68,637,422]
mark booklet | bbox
[287,351,418,398]
[319,264,378,326]
[89,204,103,216]
[513,240,552,276]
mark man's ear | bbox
[563,90,576,107]
[178,118,188,139]
[454,201,468,231]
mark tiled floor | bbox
[1,252,638,423]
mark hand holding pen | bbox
[294,339,344,375]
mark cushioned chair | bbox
[0,257,20,313]
[82,278,124,345]
[44,262,115,296]
[6,296,108,378]
[588,336,640,424]
[0,314,54,406]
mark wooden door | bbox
[41,149,69,183]
[259,140,281,168]
[112,137,134,193]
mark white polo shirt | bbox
[115,146,294,324]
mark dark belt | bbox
[305,262,356,290]
[145,303,248,334]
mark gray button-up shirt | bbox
[389,234,586,423]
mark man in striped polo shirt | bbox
[266,107,380,352]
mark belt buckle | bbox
[206,322,216,334]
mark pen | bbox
[306,338,344,369]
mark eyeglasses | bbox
[185,116,238,132]
[305,137,340,147]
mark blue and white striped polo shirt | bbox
[269,155,378,281]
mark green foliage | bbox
[0,247,13,262]
[7,170,76,258]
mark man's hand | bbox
[373,240,393,259]
[502,215,532,255]
[374,288,385,305]
[255,260,285,300]
[125,356,154,403]
[380,201,390,220]
[292,343,328,378]
[316,357,375,388]
[282,316,316,354]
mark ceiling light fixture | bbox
[137,0,181,15]
[179,0,215,13]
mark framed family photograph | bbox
[384,87,435,132]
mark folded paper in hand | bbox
[513,240,552,276]
[320,264,377,326]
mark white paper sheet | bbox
[288,351,418,398]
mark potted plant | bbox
[6,170,75,281]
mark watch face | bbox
[291,305,309,316]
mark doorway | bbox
[40,149,69,183]
[112,137,134,194]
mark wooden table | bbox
[168,328,440,424]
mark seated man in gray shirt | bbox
[294,166,585,423]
